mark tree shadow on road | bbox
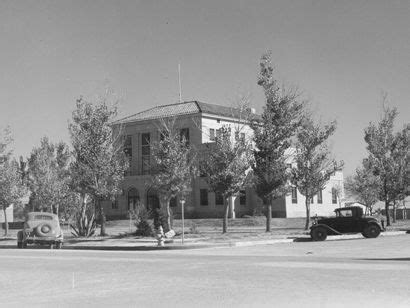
[358,258,410,262]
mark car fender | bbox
[365,221,383,231]
[311,224,343,235]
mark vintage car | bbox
[310,206,384,241]
[17,212,64,249]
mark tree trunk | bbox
[3,207,9,236]
[99,199,107,236]
[166,201,172,230]
[266,197,272,232]
[304,197,310,230]
[222,197,229,234]
[385,201,390,226]
[392,201,397,223]
[80,193,87,220]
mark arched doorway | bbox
[146,188,160,211]
[127,188,140,212]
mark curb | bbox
[1,231,408,251]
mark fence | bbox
[381,209,410,220]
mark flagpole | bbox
[178,63,182,104]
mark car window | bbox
[339,210,352,217]
[33,215,53,220]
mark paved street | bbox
[1,235,410,308]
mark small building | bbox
[102,100,344,219]
[0,205,14,223]
[271,169,344,218]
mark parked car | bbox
[310,206,384,241]
[17,212,64,249]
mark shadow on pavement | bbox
[292,237,312,242]
[358,258,410,262]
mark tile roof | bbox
[115,100,258,124]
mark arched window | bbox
[127,188,140,211]
[170,196,177,207]
[146,189,160,210]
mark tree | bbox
[290,117,343,230]
[0,127,12,164]
[345,162,379,215]
[251,52,304,232]
[390,124,410,222]
[364,104,409,226]
[27,137,72,216]
[0,128,27,235]
[201,126,253,233]
[333,183,344,209]
[149,117,198,234]
[69,95,128,237]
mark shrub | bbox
[135,220,153,237]
[70,209,96,237]
[189,222,199,234]
[133,206,154,237]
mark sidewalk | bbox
[0,230,408,251]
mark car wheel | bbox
[56,242,63,249]
[363,224,381,238]
[311,227,327,241]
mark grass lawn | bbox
[2,216,410,243]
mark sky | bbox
[1,0,409,176]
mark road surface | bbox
[1,235,410,307]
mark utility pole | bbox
[178,63,186,245]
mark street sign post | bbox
[181,199,186,244]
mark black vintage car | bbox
[310,206,384,241]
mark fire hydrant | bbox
[156,226,165,247]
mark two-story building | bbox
[102,100,344,219]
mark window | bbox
[332,188,337,204]
[337,209,352,217]
[141,133,150,175]
[33,215,53,221]
[128,188,140,211]
[200,189,208,206]
[291,187,298,204]
[215,191,224,205]
[124,135,132,157]
[170,196,177,207]
[287,163,292,169]
[199,160,206,177]
[180,128,190,145]
[317,189,323,204]
[216,129,222,140]
[239,190,246,206]
[124,135,132,173]
[209,129,215,141]
[160,130,168,141]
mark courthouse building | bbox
[102,101,344,219]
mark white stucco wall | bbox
[285,170,344,218]
[201,115,254,144]
[0,205,14,223]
